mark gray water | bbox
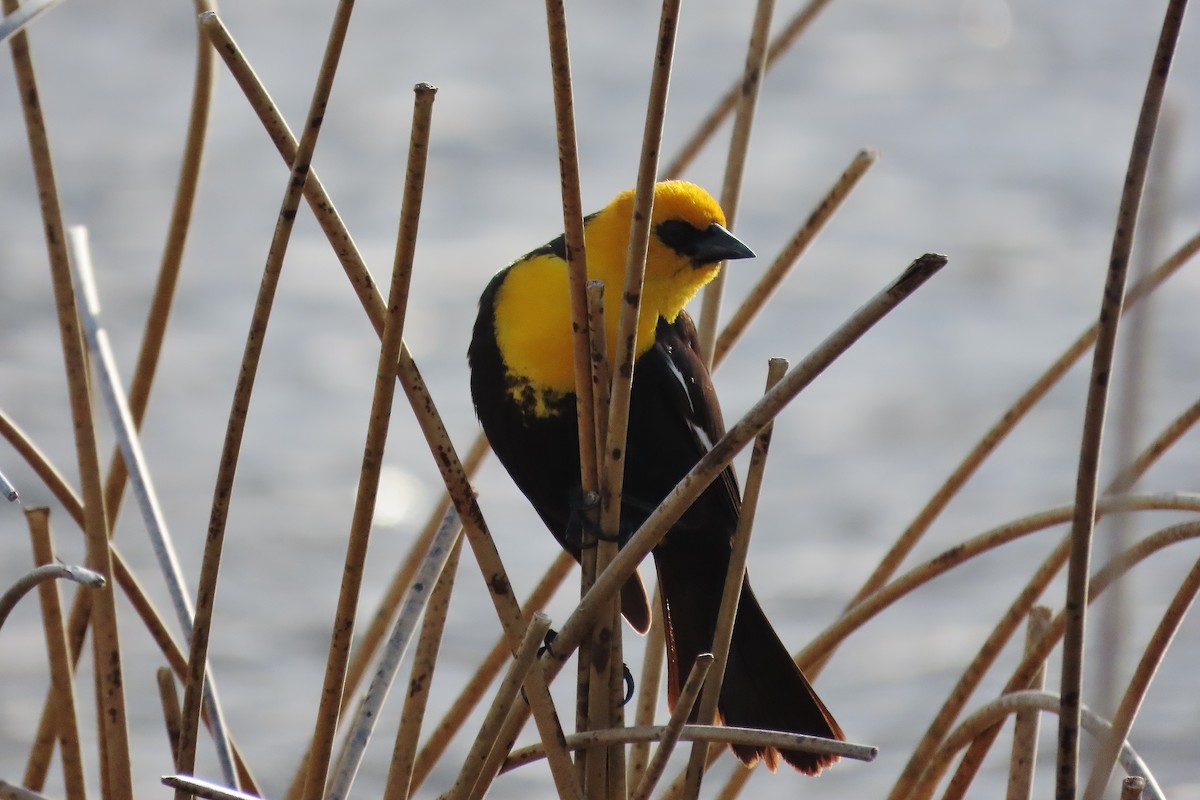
[2,0,1200,797]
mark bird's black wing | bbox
[622,312,742,540]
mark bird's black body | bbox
[468,183,843,774]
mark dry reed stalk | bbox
[1083,554,1200,799]
[383,534,464,799]
[1007,607,1051,800]
[931,520,1200,800]
[1096,97,1178,721]
[580,3,682,794]
[544,0,600,495]
[662,0,838,178]
[447,613,560,800]
[0,468,17,502]
[583,279,616,794]
[176,0,363,789]
[1056,3,1188,794]
[922,692,1163,800]
[3,6,130,794]
[681,358,787,798]
[157,667,184,769]
[0,413,78,515]
[626,587,665,785]
[409,551,574,791]
[302,83,435,800]
[891,543,1061,800]
[25,509,86,800]
[586,282,613,470]
[542,32,608,774]
[1109,396,1200,500]
[696,0,774,364]
[712,148,877,367]
[545,0,604,759]
[0,410,90,790]
[67,224,195,644]
[1122,776,1148,800]
[632,654,713,800]
[502,723,875,774]
[575,281,609,774]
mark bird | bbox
[468,180,844,773]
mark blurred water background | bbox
[2,0,1200,797]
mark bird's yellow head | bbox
[585,181,755,325]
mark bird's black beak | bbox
[698,223,756,263]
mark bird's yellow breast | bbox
[492,253,577,414]
[491,252,678,418]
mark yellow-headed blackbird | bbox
[468,180,843,773]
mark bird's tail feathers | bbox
[718,585,844,774]
[658,562,843,775]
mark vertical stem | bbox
[592,3,682,796]
[682,358,787,797]
[26,509,87,800]
[1096,106,1176,716]
[627,588,665,786]
[578,281,610,783]
[1056,3,1186,796]
[300,82,435,800]
[1007,607,1050,800]
[695,0,774,364]
[543,0,600,495]
[157,668,184,769]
